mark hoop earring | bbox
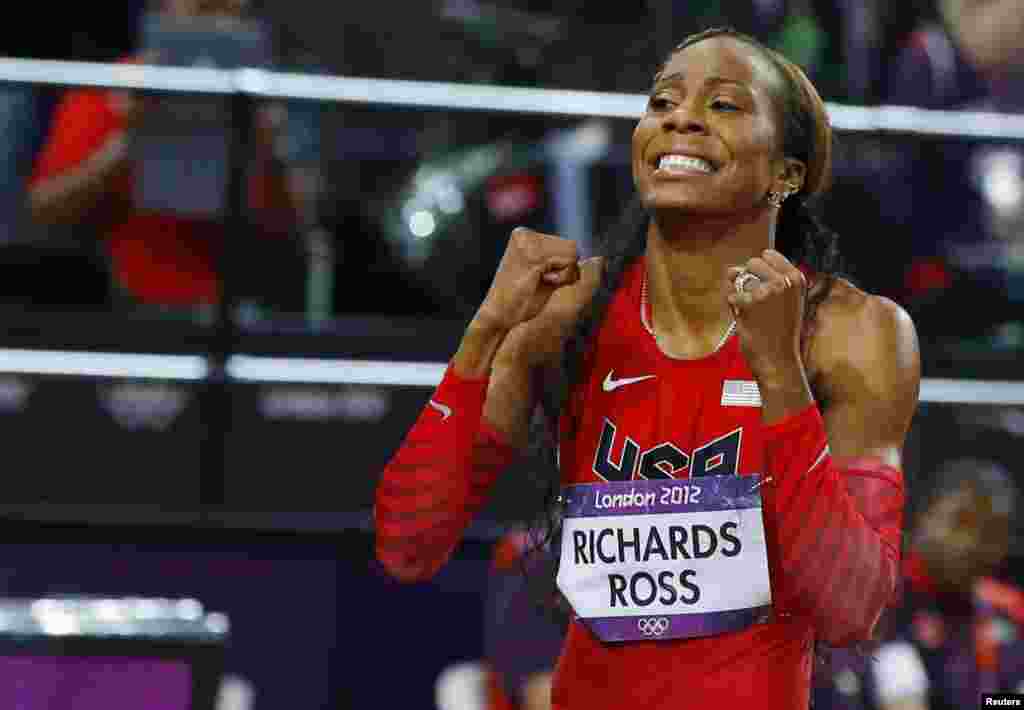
[766,189,790,209]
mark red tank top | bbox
[553,255,814,710]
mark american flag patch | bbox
[721,380,762,407]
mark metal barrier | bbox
[2,57,1024,138]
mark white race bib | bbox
[556,476,772,642]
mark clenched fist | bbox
[726,249,808,388]
[476,227,580,332]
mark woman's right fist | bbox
[476,227,580,331]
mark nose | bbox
[663,101,708,135]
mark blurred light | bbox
[205,612,230,634]
[435,182,465,215]
[30,599,60,619]
[227,356,445,386]
[920,378,1024,405]
[93,599,125,624]
[175,598,204,622]
[0,349,206,380]
[979,150,1024,214]
[408,210,437,239]
[132,598,166,620]
[37,606,79,637]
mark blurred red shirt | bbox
[30,66,290,306]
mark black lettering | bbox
[691,428,742,477]
[642,527,669,562]
[609,574,628,607]
[630,572,657,607]
[573,531,589,564]
[668,526,690,559]
[593,420,639,482]
[589,528,596,564]
[692,524,718,559]
[658,570,677,605]
[679,569,701,605]
[618,527,641,563]
[596,529,617,564]
[637,443,689,480]
[719,521,742,557]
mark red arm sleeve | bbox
[760,404,905,646]
[375,367,520,582]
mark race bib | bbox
[556,476,772,643]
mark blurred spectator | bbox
[0,7,141,309]
[27,0,302,314]
[482,531,566,710]
[855,0,1024,337]
[814,458,1024,709]
[436,530,566,710]
[943,0,1024,83]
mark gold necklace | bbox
[640,274,736,357]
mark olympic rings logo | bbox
[637,617,670,637]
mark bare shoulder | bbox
[809,277,921,409]
[496,256,605,369]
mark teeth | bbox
[658,155,714,173]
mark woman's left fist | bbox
[726,249,808,387]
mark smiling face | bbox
[631,36,804,217]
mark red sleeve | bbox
[760,404,905,646]
[375,367,519,582]
[30,89,123,185]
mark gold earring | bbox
[766,190,787,208]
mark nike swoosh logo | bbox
[602,370,656,392]
[428,399,452,421]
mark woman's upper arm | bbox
[814,292,922,466]
[484,257,604,449]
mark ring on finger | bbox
[734,271,761,294]
[783,275,793,289]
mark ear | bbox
[774,157,806,196]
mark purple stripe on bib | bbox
[562,475,763,519]
[581,604,773,643]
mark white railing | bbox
[1,57,1024,139]
[0,348,1021,405]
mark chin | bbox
[640,185,752,216]
[645,196,738,217]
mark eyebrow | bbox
[652,72,752,92]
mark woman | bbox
[376,27,921,709]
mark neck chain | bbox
[640,273,736,357]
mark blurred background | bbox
[0,0,1022,708]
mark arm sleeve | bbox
[760,403,905,646]
[374,366,520,582]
